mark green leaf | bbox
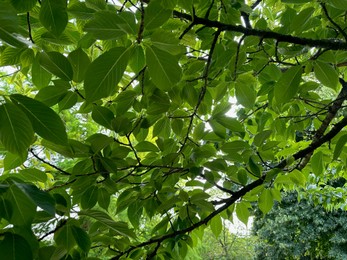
[235,73,257,108]
[333,134,347,160]
[54,222,76,251]
[14,182,55,215]
[35,85,68,107]
[84,11,135,39]
[274,66,302,104]
[314,61,339,90]
[258,189,273,214]
[11,94,68,145]
[249,157,261,177]
[10,0,37,12]
[128,200,143,229]
[4,152,27,171]
[32,55,52,89]
[215,116,244,132]
[327,0,347,9]
[68,48,91,83]
[38,52,73,81]
[39,0,68,36]
[97,187,110,210]
[0,102,34,156]
[210,216,223,238]
[236,202,250,225]
[58,92,78,111]
[79,209,135,238]
[144,0,172,30]
[221,141,250,154]
[289,169,306,187]
[6,184,36,225]
[91,105,114,129]
[81,185,98,209]
[71,225,91,252]
[0,3,27,48]
[151,29,184,55]
[147,89,171,115]
[311,151,324,175]
[146,45,182,91]
[135,141,159,152]
[0,233,32,260]
[17,168,48,183]
[84,47,131,102]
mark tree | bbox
[1,0,347,258]
[253,190,347,260]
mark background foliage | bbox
[1,0,347,259]
[253,189,347,260]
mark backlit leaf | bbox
[84,47,131,102]
[11,94,68,145]
[146,45,182,91]
[0,102,34,156]
[39,0,68,36]
[274,66,302,104]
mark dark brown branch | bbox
[30,148,71,176]
[173,11,347,50]
[26,12,35,44]
[321,3,347,42]
[137,0,145,43]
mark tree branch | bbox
[173,11,347,50]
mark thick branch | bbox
[173,11,347,50]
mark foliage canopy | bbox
[253,190,347,260]
[1,0,347,258]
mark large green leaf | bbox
[0,103,34,156]
[68,48,91,83]
[0,233,32,260]
[146,45,182,91]
[35,85,68,107]
[144,0,172,30]
[71,225,91,252]
[84,47,131,102]
[258,189,273,214]
[38,52,73,81]
[6,184,36,225]
[10,94,68,145]
[84,11,136,39]
[17,169,48,183]
[274,66,302,105]
[14,182,55,215]
[0,3,27,48]
[39,0,68,36]
[32,55,52,89]
[333,134,347,160]
[10,0,37,12]
[81,185,98,209]
[54,222,76,251]
[79,209,135,238]
[235,73,257,108]
[314,61,338,90]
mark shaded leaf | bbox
[38,52,73,81]
[79,209,135,238]
[0,233,32,260]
